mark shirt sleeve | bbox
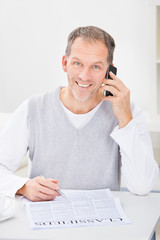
[110,104,159,195]
[0,100,29,198]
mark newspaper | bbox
[24,189,130,229]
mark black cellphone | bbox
[104,65,117,97]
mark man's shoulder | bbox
[30,88,58,102]
[28,87,61,107]
[27,87,61,116]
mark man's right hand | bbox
[16,176,60,201]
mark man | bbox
[0,26,159,201]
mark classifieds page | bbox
[24,189,130,229]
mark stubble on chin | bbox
[70,84,100,103]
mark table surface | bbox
[0,191,160,240]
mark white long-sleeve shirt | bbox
[0,99,159,198]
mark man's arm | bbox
[0,100,29,198]
[0,99,61,201]
[111,106,159,194]
[101,71,159,195]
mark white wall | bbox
[0,0,157,113]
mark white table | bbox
[0,191,160,240]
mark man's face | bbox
[62,37,109,102]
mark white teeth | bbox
[78,83,90,88]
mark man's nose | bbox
[79,68,91,81]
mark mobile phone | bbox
[104,65,117,97]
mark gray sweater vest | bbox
[28,87,121,191]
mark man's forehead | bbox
[71,37,108,50]
[69,37,108,60]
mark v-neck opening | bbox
[55,87,106,131]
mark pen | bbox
[41,175,68,199]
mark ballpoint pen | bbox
[55,189,68,200]
[41,175,68,199]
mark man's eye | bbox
[75,62,81,66]
[93,65,99,69]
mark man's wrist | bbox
[16,181,28,196]
[118,114,133,128]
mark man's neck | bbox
[60,87,102,114]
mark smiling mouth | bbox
[76,81,92,88]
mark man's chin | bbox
[69,85,99,102]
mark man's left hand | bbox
[101,71,133,128]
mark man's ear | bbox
[62,55,68,72]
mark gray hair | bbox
[65,26,115,64]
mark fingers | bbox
[38,183,58,196]
[103,85,120,98]
[39,177,59,191]
[104,73,124,91]
[33,191,59,202]
[108,71,118,80]
[102,71,129,98]
[20,176,61,202]
[36,176,60,198]
[102,71,132,128]
[28,191,58,202]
